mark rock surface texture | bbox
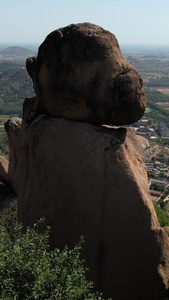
[0,156,9,186]
[4,117,22,196]
[6,116,169,300]
[0,155,16,210]
[4,23,169,299]
[26,22,146,125]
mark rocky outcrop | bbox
[0,156,9,186]
[5,116,169,300]
[0,155,16,209]
[0,182,16,210]
[26,22,146,125]
[4,23,169,299]
[4,117,22,196]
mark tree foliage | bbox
[146,88,169,103]
[0,202,106,300]
[145,76,169,88]
[154,202,169,227]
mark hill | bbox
[0,61,19,72]
[0,67,34,115]
[0,46,36,61]
[127,57,169,75]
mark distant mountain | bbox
[0,46,36,60]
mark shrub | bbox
[154,202,169,227]
[0,203,105,300]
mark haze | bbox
[0,0,169,47]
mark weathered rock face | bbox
[4,23,169,299]
[0,183,16,210]
[0,156,9,186]
[0,156,16,209]
[4,117,22,196]
[5,116,169,300]
[26,23,146,125]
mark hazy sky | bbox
[1,0,169,46]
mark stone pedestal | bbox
[9,116,169,299]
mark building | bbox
[157,123,169,137]
[154,161,162,168]
[132,119,148,127]
[148,128,156,137]
[149,179,168,190]
[150,190,161,202]
[137,125,147,133]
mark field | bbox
[0,115,10,124]
[123,48,169,99]
[149,87,169,96]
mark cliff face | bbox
[4,23,169,299]
[5,116,169,299]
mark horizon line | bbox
[0,42,169,48]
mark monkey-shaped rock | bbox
[5,23,169,300]
[26,22,146,125]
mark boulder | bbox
[4,117,22,195]
[0,156,9,186]
[5,116,169,299]
[0,154,16,210]
[26,22,146,125]
[0,182,16,210]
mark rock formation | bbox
[0,156,16,209]
[0,156,9,186]
[4,117,22,196]
[0,182,16,210]
[26,22,146,125]
[5,116,169,299]
[4,23,169,299]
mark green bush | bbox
[154,202,169,227]
[0,203,105,300]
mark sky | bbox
[1,0,169,47]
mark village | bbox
[131,116,169,204]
